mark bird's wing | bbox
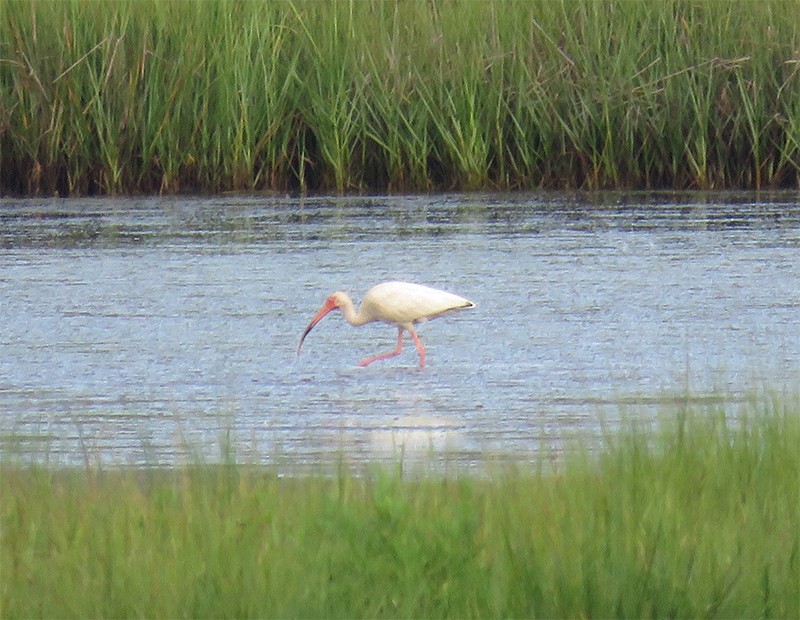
[363,282,475,325]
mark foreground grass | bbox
[2,0,799,195]
[2,397,798,618]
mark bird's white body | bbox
[348,281,474,327]
[297,281,475,367]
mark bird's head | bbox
[296,293,345,356]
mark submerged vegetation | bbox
[1,0,800,195]
[2,396,798,618]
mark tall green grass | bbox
[2,396,798,618]
[2,0,800,194]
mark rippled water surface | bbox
[2,192,798,470]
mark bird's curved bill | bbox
[296,298,338,355]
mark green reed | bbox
[2,0,799,195]
[2,395,798,618]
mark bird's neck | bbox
[337,294,368,326]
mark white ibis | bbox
[297,281,475,367]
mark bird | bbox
[297,281,475,368]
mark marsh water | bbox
[2,192,798,470]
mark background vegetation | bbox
[2,396,798,618]
[2,0,800,195]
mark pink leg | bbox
[358,328,405,367]
[409,328,426,368]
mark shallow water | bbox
[1,192,798,470]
